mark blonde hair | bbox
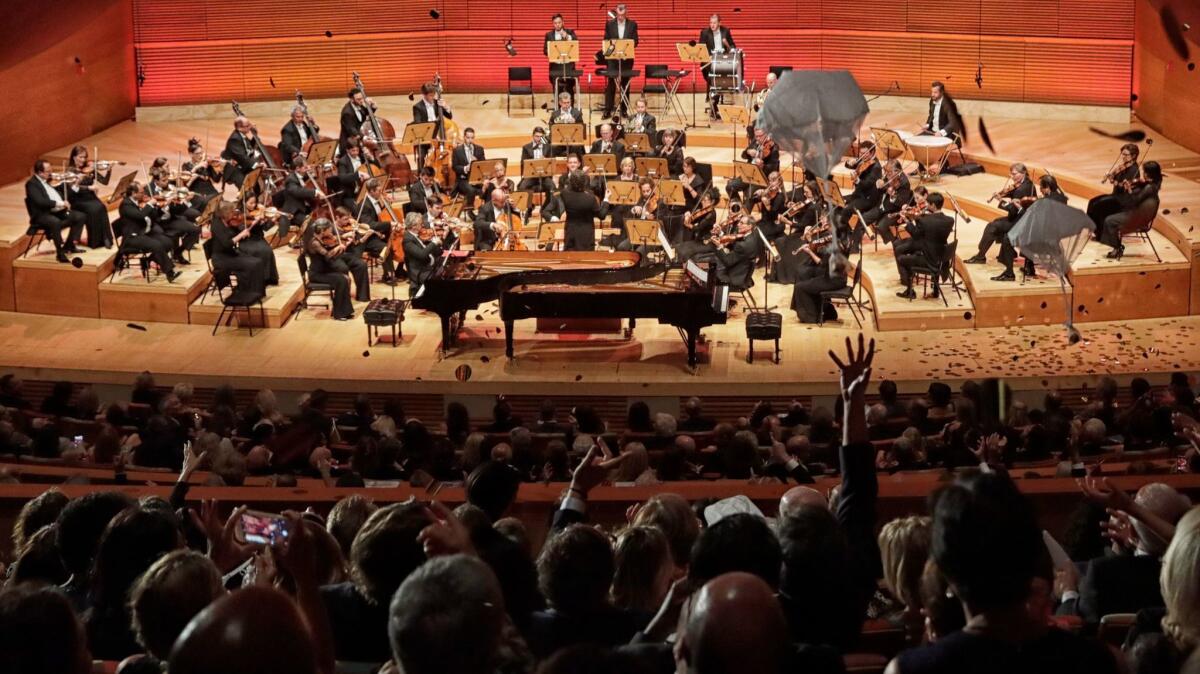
[632,493,700,568]
[878,515,933,609]
[610,525,672,612]
[612,442,649,482]
[1161,506,1200,649]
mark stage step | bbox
[99,261,211,324]
[12,245,116,318]
[187,247,305,330]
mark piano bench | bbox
[745,310,782,364]
[363,299,408,348]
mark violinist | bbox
[517,127,555,219]
[238,193,281,286]
[181,138,224,208]
[147,170,201,264]
[558,170,602,251]
[209,200,266,303]
[544,14,579,101]
[451,127,485,211]
[280,154,326,243]
[114,181,180,282]
[895,192,953,299]
[408,166,444,215]
[412,82,453,166]
[335,139,378,211]
[1087,143,1142,230]
[965,162,1035,281]
[339,88,377,152]
[860,159,912,236]
[841,141,882,232]
[674,188,719,263]
[473,186,512,251]
[334,203,387,269]
[790,215,847,323]
[712,212,763,286]
[699,14,736,120]
[550,91,585,157]
[402,211,443,292]
[726,126,779,203]
[769,181,823,284]
[426,195,460,250]
[753,171,788,239]
[658,129,684,177]
[221,116,263,191]
[279,105,320,167]
[1098,160,1163,260]
[66,145,114,249]
[303,218,356,320]
[878,185,930,245]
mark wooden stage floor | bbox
[2,93,1200,396]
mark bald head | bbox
[1134,483,1192,556]
[169,587,316,674]
[677,572,787,674]
[779,486,827,518]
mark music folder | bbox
[550,123,586,146]
[468,159,504,184]
[521,158,554,178]
[583,153,618,176]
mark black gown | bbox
[769,207,818,285]
[68,167,113,248]
[237,215,280,285]
[209,217,267,303]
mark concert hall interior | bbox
[4,2,1200,674]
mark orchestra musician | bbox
[146,169,201,264]
[222,116,263,191]
[237,193,281,287]
[518,127,555,219]
[895,193,953,300]
[1006,175,1069,278]
[544,14,579,102]
[451,127,485,212]
[604,157,640,239]
[712,212,764,286]
[878,185,930,246]
[769,181,823,284]
[919,81,962,142]
[964,163,1035,281]
[627,98,658,149]
[602,4,639,118]
[1098,160,1163,260]
[480,161,515,206]
[114,181,180,282]
[401,211,443,292]
[279,105,320,167]
[280,155,327,244]
[753,71,778,113]
[790,211,847,323]
[407,166,444,215]
[473,186,512,252]
[210,200,267,303]
[674,188,719,263]
[561,169,603,251]
[590,123,626,164]
[302,218,356,320]
[412,82,453,167]
[1087,143,1142,230]
[860,159,912,235]
[339,88,377,152]
[181,139,224,209]
[699,14,736,120]
[753,171,788,239]
[549,91,585,157]
[658,129,684,177]
[726,126,779,204]
[334,205,386,275]
[425,195,460,251]
[335,138,378,211]
[66,145,114,249]
[841,140,883,237]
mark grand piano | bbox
[411,251,728,367]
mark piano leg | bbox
[439,313,453,352]
[504,319,515,359]
[686,327,698,369]
[626,317,636,339]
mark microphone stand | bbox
[865,81,901,105]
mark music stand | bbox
[521,158,554,180]
[402,122,438,168]
[306,139,338,168]
[547,39,580,101]
[241,167,263,196]
[195,189,222,226]
[509,191,533,218]
[602,39,637,115]
[623,132,652,154]
[537,222,563,251]
[816,177,846,208]
[606,181,640,205]
[869,127,908,163]
[584,153,618,176]
[676,42,711,130]
[106,171,138,207]
[718,105,752,163]
[444,199,465,219]
[657,179,686,207]
[731,161,768,190]
[550,122,586,152]
[626,218,660,250]
[468,159,503,184]
[635,157,669,179]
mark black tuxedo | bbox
[336,153,374,210]
[221,131,260,189]
[278,120,320,165]
[976,179,1035,266]
[625,112,657,151]
[339,101,374,144]
[862,174,913,230]
[279,172,315,239]
[451,142,484,206]
[473,203,506,251]
[407,180,442,215]
[589,139,625,165]
[561,188,601,250]
[1062,554,1164,626]
[602,19,639,115]
[116,197,175,274]
[698,26,736,112]
[544,28,579,96]
[726,141,779,203]
[25,176,84,254]
[896,212,953,288]
[924,95,962,141]
[402,231,442,288]
[518,141,555,213]
[412,99,453,137]
[713,233,763,287]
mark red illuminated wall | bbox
[132,0,1133,107]
[1134,0,1200,153]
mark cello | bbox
[426,73,459,192]
[230,101,285,196]
[351,72,414,189]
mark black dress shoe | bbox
[56,253,70,264]
[1105,245,1125,260]
[931,287,941,298]
[173,255,190,266]
[896,288,917,299]
[991,271,1016,282]
[166,270,182,283]
[964,254,986,264]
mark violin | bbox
[683,204,714,228]
[1102,157,1134,185]
[987,179,1017,204]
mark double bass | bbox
[294,90,333,157]
[426,73,460,191]
[351,72,414,188]
[230,101,285,194]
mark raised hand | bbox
[418,501,474,557]
[1078,475,1135,513]
[188,500,251,573]
[828,333,875,402]
[570,443,608,497]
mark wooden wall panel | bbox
[1132,0,1200,153]
[132,0,1135,108]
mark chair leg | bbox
[212,307,226,336]
[747,339,754,364]
[1144,232,1162,263]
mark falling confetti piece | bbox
[1161,6,1191,61]
[362,350,369,357]
[480,356,491,363]
[1087,127,1148,143]
[575,375,583,381]
[455,364,472,381]
[977,118,995,154]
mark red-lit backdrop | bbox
[132,0,1133,107]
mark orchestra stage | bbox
[2,93,1200,398]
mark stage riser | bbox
[187,291,302,330]
[13,262,115,319]
[99,278,210,325]
[0,235,23,312]
[1072,268,1192,323]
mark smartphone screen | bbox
[238,510,290,545]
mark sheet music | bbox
[685,259,708,284]
[657,226,676,261]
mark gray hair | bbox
[653,413,677,436]
[1011,163,1028,175]
[1135,484,1192,557]
[291,105,305,116]
[404,212,425,232]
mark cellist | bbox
[335,137,379,211]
